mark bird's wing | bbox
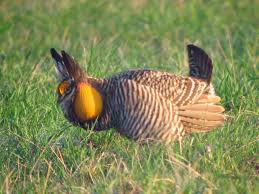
[110,79,183,143]
[106,69,212,106]
[109,79,225,142]
[105,45,214,105]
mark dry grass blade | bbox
[166,155,217,190]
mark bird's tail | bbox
[179,94,225,133]
[187,44,213,83]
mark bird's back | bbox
[103,69,210,105]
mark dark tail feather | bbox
[187,44,213,83]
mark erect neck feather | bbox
[74,82,103,121]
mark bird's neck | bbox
[74,82,103,121]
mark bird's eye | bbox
[57,80,70,96]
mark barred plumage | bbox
[109,79,183,142]
[50,45,225,144]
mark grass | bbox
[0,0,258,193]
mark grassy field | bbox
[0,0,258,193]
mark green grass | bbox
[0,0,258,193]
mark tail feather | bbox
[181,117,224,127]
[182,121,210,132]
[179,94,225,133]
[179,110,225,121]
[197,94,221,104]
[180,104,225,113]
[187,44,213,83]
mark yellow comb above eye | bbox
[57,80,70,95]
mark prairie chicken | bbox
[50,45,225,144]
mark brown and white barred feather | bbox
[109,79,184,143]
[103,78,225,142]
[102,69,211,105]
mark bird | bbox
[50,44,225,145]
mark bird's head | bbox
[50,48,103,124]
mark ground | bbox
[0,0,258,193]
